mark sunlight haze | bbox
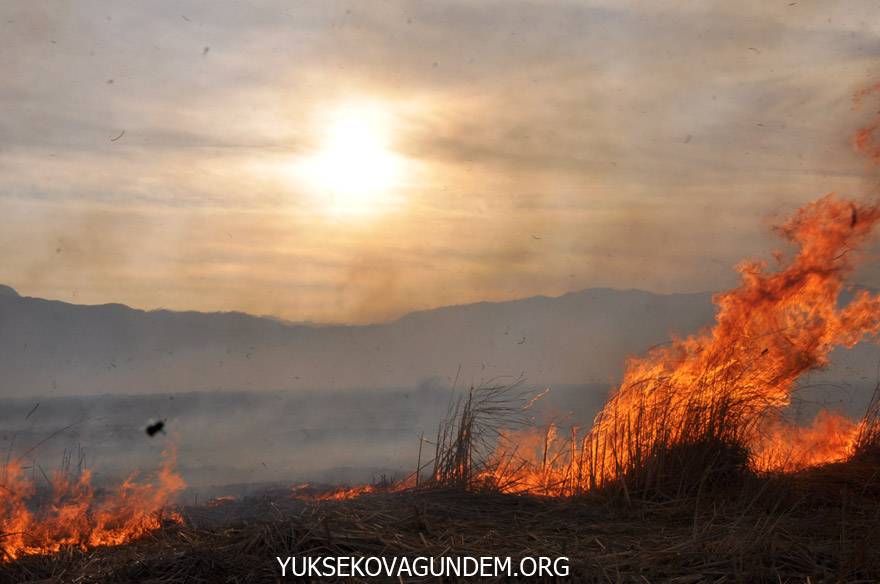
[2,0,880,323]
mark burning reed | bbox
[0,447,184,561]
[380,194,880,503]
[429,88,880,498]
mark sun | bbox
[300,103,405,217]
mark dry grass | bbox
[6,402,880,582]
[4,471,880,583]
[6,380,880,582]
[428,381,533,490]
[852,382,880,460]
[418,379,763,501]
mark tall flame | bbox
[291,86,880,500]
[0,448,184,561]
[587,194,880,484]
[469,85,880,496]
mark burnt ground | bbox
[4,469,880,584]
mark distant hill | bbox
[0,286,719,397]
[3,284,879,490]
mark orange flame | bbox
[472,86,880,495]
[470,194,880,496]
[284,85,880,499]
[205,495,237,507]
[587,194,880,483]
[308,484,384,501]
[753,410,860,472]
[0,448,185,561]
[290,476,415,501]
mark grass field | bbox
[5,461,880,584]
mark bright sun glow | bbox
[300,103,405,216]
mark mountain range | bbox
[2,284,878,413]
[0,284,719,397]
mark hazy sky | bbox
[2,0,880,323]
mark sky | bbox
[2,0,880,323]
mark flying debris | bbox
[146,420,166,437]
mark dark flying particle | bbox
[851,205,858,227]
[25,402,40,420]
[110,129,125,142]
[146,420,166,437]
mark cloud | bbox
[1,0,879,322]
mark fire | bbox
[467,194,880,496]
[206,495,237,507]
[7,85,880,561]
[294,195,880,498]
[471,85,880,495]
[291,85,880,500]
[308,484,383,501]
[753,411,860,473]
[291,477,414,501]
[586,195,880,484]
[0,448,185,561]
